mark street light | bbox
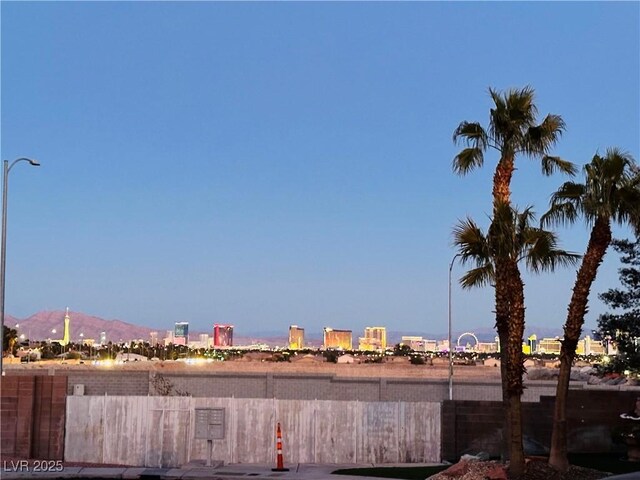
[448,253,461,401]
[0,157,40,376]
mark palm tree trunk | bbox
[508,392,525,478]
[492,154,515,203]
[494,256,512,462]
[491,157,516,465]
[506,261,526,478]
[549,217,611,472]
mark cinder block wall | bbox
[441,390,640,461]
[66,371,149,396]
[0,376,67,459]
[8,369,563,402]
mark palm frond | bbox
[453,217,491,265]
[541,155,577,177]
[542,181,585,226]
[613,182,640,229]
[577,149,638,222]
[522,114,566,157]
[453,122,488,148]
[505,86,537,126]
[453,148,485,176]
[524,229,581,273]
[540,202,579,227]
[459,264,495,289]
[517,206,536,232]
[452,204,577,293]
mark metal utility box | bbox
[194,408,225,440]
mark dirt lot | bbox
[5,357,504,380]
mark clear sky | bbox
[1,2,638,337]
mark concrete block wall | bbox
[4,369,150,395]
[441,389,640,461]
[10,369,572,403]
[65,396,442,467]
[150,372,267,398]
[150,371,563,402]
[0,376,67,460]
[66,371,149,396]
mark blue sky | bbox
[1,2,638,337]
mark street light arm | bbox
[7,158,40,173]
[449,253,461,274]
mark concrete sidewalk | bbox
[0,462,445,480]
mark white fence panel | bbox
[65,396,441,467]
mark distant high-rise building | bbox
[401,336,425,352]
[528,334,538,354]
[584,335,605,355]
[438,339,451,352]
[289,325,305,349]
[539,337,562,354]
[164,330,174,346]
[359,326,386,351]
[423,339,438,352]
[150,332,158,346]
[56,307,71,346]
[100,331,107,345]
[214,324,234,347]
[198,334,211,348]
[175,322,189,343]
[476,342,498,353]
[323,327,352,350]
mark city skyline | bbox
[7,308,601,350]
[2,3,638,335]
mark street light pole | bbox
[0,157,40,376]
[448,253,461,401]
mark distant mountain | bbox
[5,310,154,343]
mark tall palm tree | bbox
[454,204,579,475]
[453,86,574,477]
[542,149,640,472]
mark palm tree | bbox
[454,204,579,475]
[542,149,640,472]
[453,86,574,477]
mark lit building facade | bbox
[175,322,189,343]
[579,335,605,355]
[323,327,352,350]
[476,342,499,353]
[358,327,387,351]
[198,334,211,348]
[401,336,425,352]
[538,337,562,354]
[289,325,304,349]
[214,324,234,347]
[149,331,158,346]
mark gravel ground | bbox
[426,459,611,480]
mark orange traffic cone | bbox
[272,422,290,472]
